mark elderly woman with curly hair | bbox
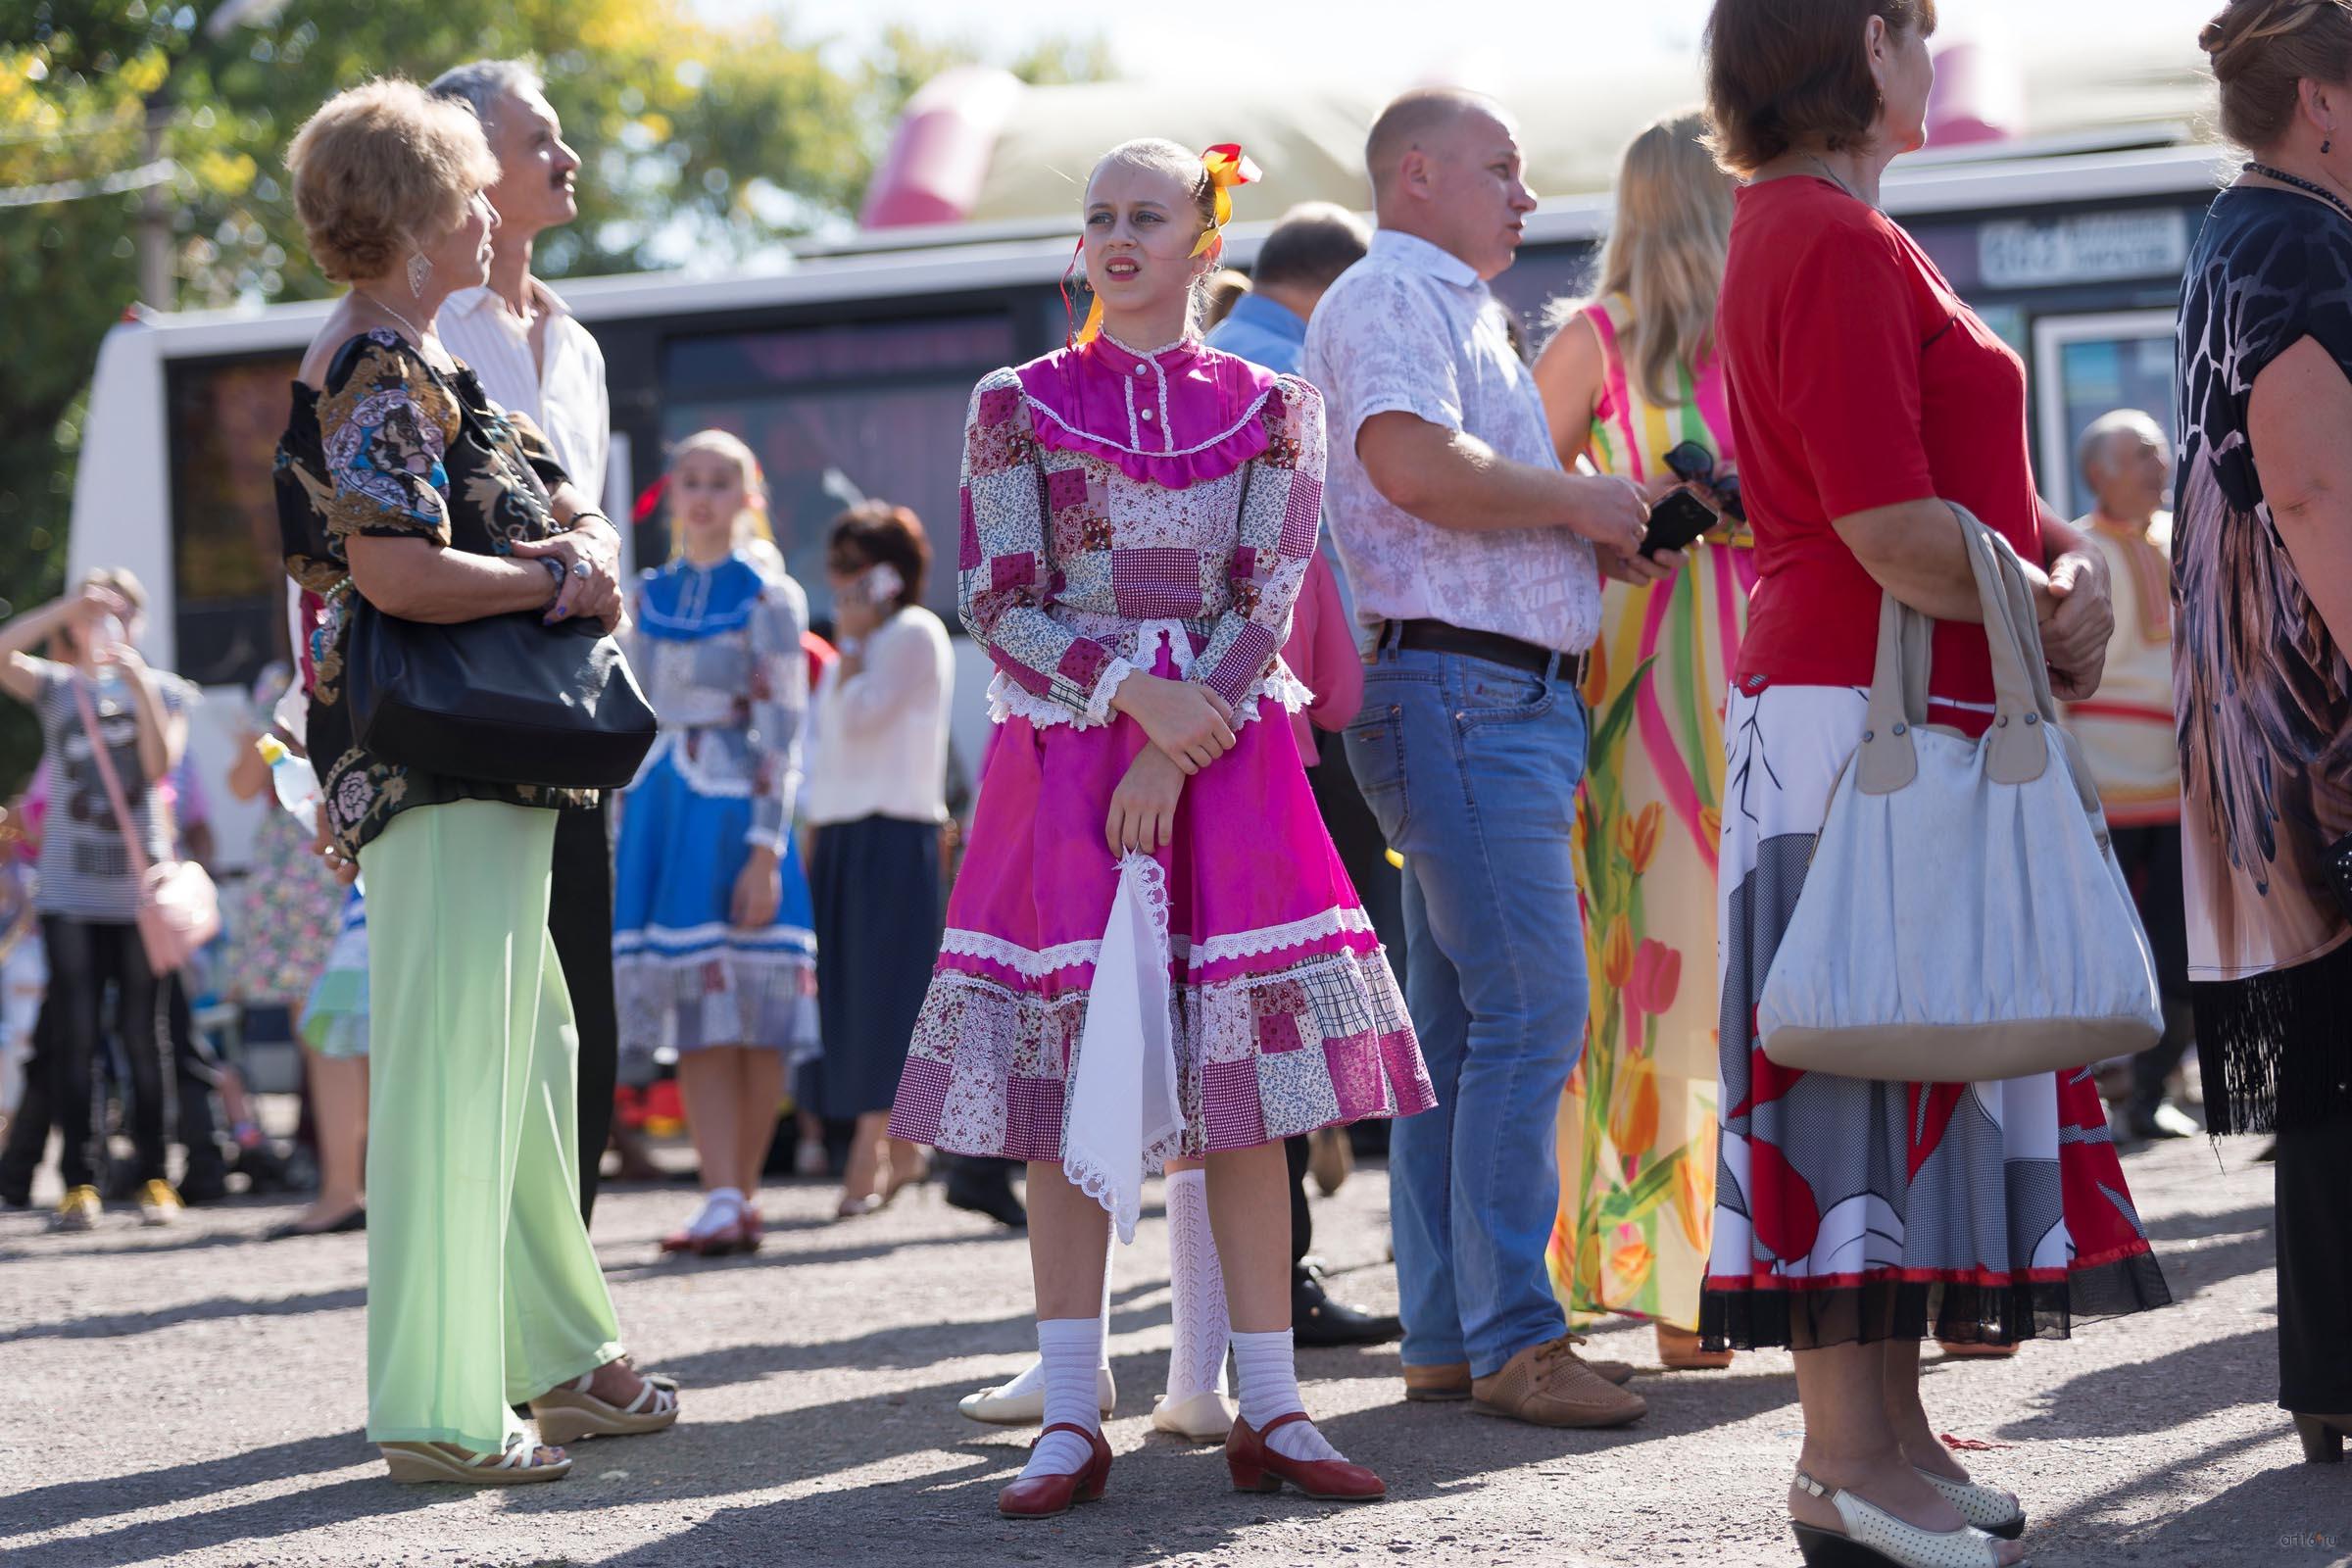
[274,79,676,1485]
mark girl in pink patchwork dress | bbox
[887,139,1430,1519]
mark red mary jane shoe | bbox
[1225,1412,1385,1501]
[998,1423,1112,1519]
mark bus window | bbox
[2031,310,2177,518]
[167,354,302,688]
[659,315,1017,621]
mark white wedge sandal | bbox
[380,1438,571,1486]
[1916,1467,2027,1540]
[528,1368,681,1446]
[1790,1469,2018,1568]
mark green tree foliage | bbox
[0,0,1097,788]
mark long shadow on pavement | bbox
[1993,1326,2275,1442]
[0,1285,364,1346]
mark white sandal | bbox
[1791,1469,2014,1568]
[529,1367,681,1446]
[380,1438,570,1486]
[1916,1467,2026,1540]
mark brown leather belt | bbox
[1388,618,1590,687]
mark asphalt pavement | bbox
[0,1133,2334,1568]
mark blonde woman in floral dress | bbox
[1531,111,1746,1371]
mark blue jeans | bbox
[1344,640,1590,1377]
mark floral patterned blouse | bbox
[274,329,596,858]
[959,333,1325,727]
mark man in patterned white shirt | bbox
[1304,87,1671,1430]
[431,59,627,1226]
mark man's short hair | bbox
[427,59,544,127]
[2077,409,2166,484]
[1253,202,1372,291]
[1364,87,1504,196]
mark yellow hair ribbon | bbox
[1190,143,1262,259]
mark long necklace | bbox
[1807,154,1871,208]
[355,287,428,343]
[2244,161,2352,226]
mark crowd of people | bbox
[4,0,2350,1561]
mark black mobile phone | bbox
[1640,486,1718,559]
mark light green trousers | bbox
[360,800,623,1452]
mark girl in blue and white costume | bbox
[614,429,816,1258]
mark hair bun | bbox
[2200,14,2232,55]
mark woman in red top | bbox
[1700,4,2170,1567]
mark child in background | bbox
[612,430,818,1257]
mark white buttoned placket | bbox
[1103,330,1184,456]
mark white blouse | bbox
[804,607,955,827]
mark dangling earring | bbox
[2327,138,2335,155]
[407,252,432,297]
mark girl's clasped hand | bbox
[1102,671,1237,855]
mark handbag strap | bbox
[1857,503,2053,795]
[71,674,156,882]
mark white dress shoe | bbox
[956,1364,1115,1427]
[1151,1389,1236,1443]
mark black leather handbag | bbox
[345,603,657,790]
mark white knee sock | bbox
[1017,1317,1103,1480]
[1163,1169,1230,1401]
[1232,1329,1342,1462]
[995,1250,1113,1401]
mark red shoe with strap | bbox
[659,1213,747,1258]
[997,1423,1112,1518]
[1225,1412,1385,1501]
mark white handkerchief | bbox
[1062,853,1183,1244]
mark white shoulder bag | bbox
[1756,505,2163,1081]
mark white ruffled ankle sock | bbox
[996,1252,1113,1402]
[1233,1329,1342,1462]
[1018,1317,1103,1480]
[1163,1169,1230,1402]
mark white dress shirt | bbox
[439,278,610,503]
[804,607,955,827]
[1303,228,1601,654]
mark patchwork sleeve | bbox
[956,368,1129,722]
[1189,376,1326,710]
[745,572,809,850]
[315,333,459,548]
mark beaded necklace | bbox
[2244,161,2352,226]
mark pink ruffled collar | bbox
[1014,332,1280,487]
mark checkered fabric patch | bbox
[1111,547,1205,619]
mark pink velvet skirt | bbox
[888,690,1431,1163]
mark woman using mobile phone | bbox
[612,428,817,1257]
[804,502,956,1218]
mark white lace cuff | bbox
[1081,657,1136,727]
[988,664,1313,732]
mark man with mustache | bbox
[430,60,625,1225]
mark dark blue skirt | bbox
[811,814,942,1120]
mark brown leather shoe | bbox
[1471,1337,1647,1428]
[1403,1361,1472,1401]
